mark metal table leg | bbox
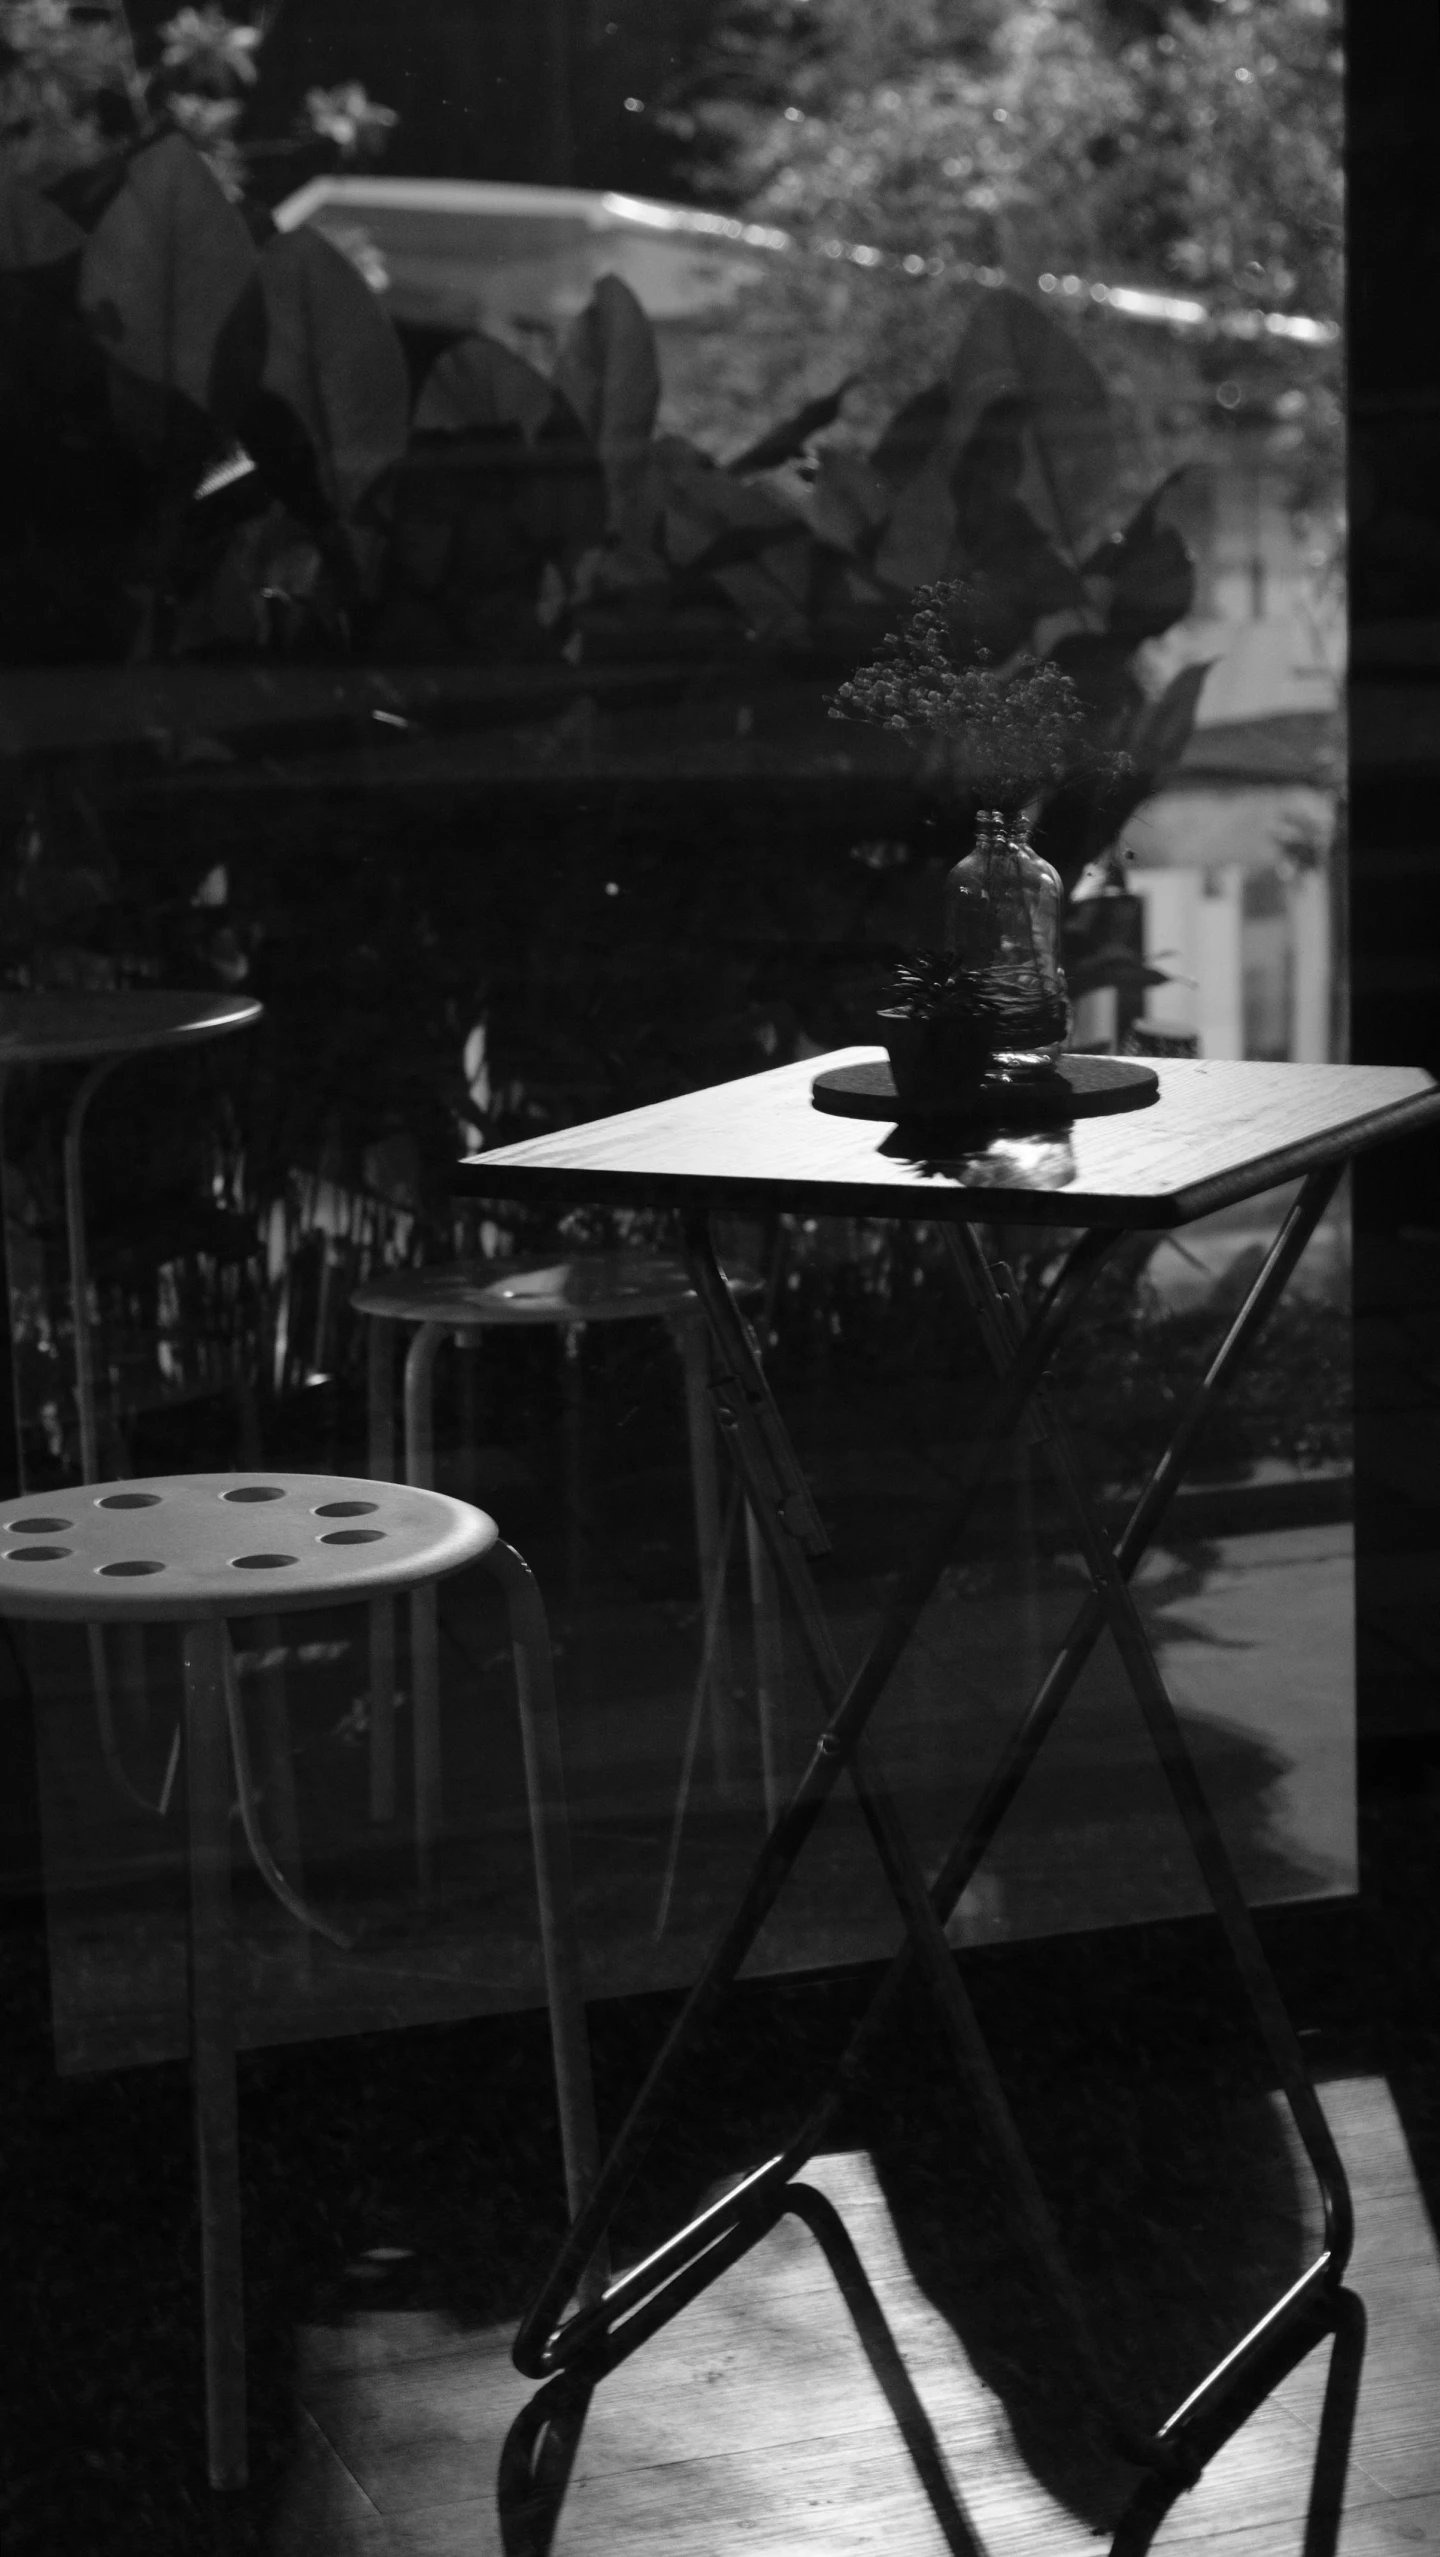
[674,1304,741,1798]
[512,1219,1119,2373]
[932,1191,1353,2469]
[509,1175,1355,2492]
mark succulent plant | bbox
[882,945,1065,1044]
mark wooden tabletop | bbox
[0,990,261,1068]
[460,1048,1440,1230]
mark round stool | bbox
[0,991,263,1816]
[0,1471,599,2494]
[352,1252,785,1879]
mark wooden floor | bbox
[273,2075,1440,2556]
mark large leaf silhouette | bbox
[259,225,410,518]
[808,449,891,555]
[1047,630,1147,733]
[1130,658,1214,773]
[868,382,955,584]
[875,391,1084,625]
[79,134,256,414]
[0,179,84,272]
[652,438,812,641]
[1084,473,1196,643]
[946,288,1113,563]
[728,378,854,476]
[650,439,785,561]
[553,274,660,526]
[410,334,604,561]
[1033,658,1215,890]
[873,461,956,590]
[413,333,555,441]
[870,382,950,493]
[0,184,91,461]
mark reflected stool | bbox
[0,1470,599,2493]
[0,991,263,1815]
[352,1253,786,1886]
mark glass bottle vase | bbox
[941,808,1071,1079]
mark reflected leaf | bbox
[947,288,1114,563]
[0,178,84,271]
[414,333,556,443]
[259,224,410,518]
[79,134,256,416]
[554,273,660,531]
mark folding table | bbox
[458,1048,1440,2518]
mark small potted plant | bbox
[877,950,1000,1115]
[832,584,1124,1107]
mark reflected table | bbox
[0,990,262,1482]
[459,1048,1440,2528]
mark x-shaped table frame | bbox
[508,1160,1357,2496]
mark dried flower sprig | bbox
[830,581,1118,814]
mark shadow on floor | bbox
[7,1839,1433,2557]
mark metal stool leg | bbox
[88,1617,181,1815]
[181,1614,247,2492]
[561,1320,586,1611]
[484,1536,604,2288]
[674,1308,740,1799]
[744,1504,787,1827]
[366,1313,398,1823]
[403,1321,446,1889]
[62,1055,118,1484]
[250,1622,311,1987]
[63,1058,151,1808]
[0,1064,23,1494]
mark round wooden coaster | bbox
[811,1052,1159,1124]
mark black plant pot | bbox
[879,1008,993,1115]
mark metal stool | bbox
[0,1470,599,2493]
[352,1252,786,1888]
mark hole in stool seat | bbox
[222,1486,287,1503]
[314,1500,378,1517]
[232,1553,298,1569]
[8,1516,72,1532]
[320,1529,385,1545]
[98,1493,161,1510]
[6,1545,70,1560]
[99,1560,165,1576]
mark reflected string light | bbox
[600,190,1338,345]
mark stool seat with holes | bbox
[1,1472,599,2495]
[352,1250,785,1887]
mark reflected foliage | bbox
[0,124,1202,897]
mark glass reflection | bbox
[880,1130,1079,1193]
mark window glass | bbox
[2,0,1351,2053]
